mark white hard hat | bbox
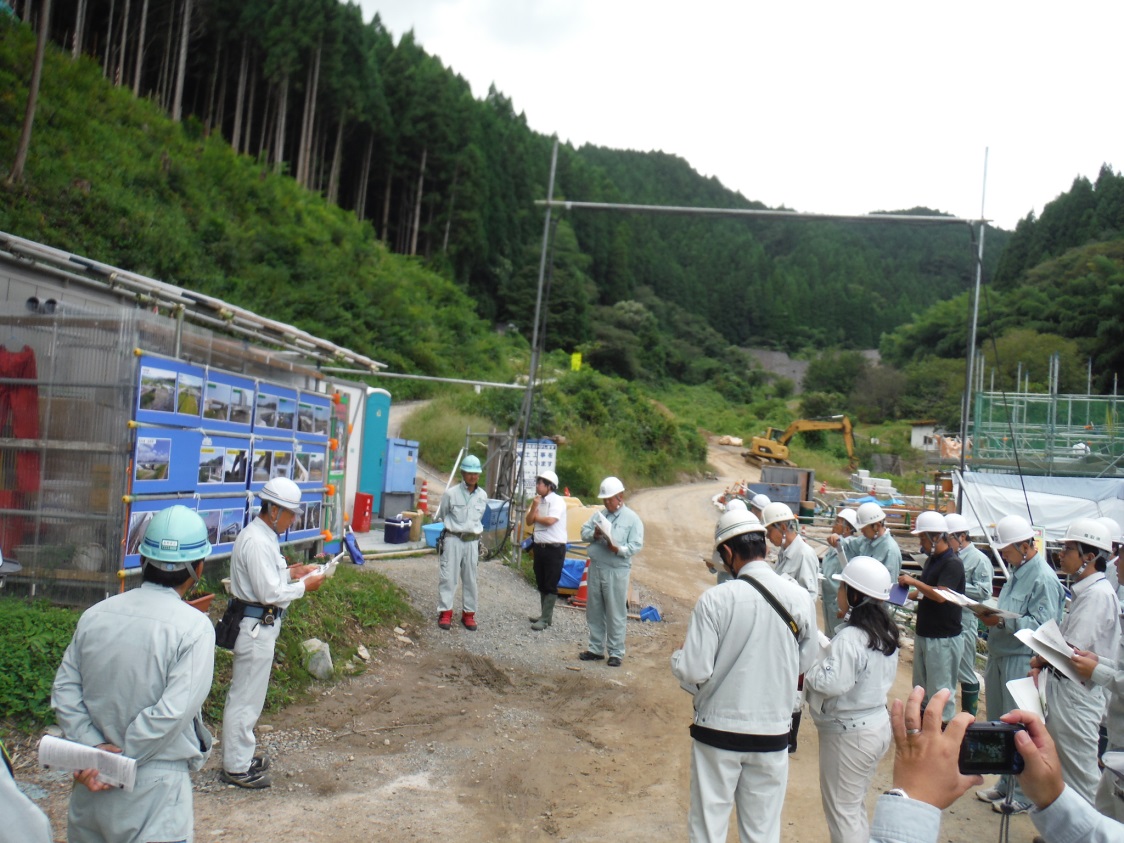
[1096,516,1122,546]
[725,498,748,513]
[992,514,1034,549]
[836,508,858,530]
[536,470,559,489]
[750,493,771,511]
[855,502,886,528]
[833,555,891,601]
[259,476,302,512]
[911,510,948,535]
[714,509,766,548]
[597,476,625,499]
[1065,517,1114,552]
[944,512,970,535]
[761,501,796,528]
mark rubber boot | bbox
[962,683,980,718]
[529,593,546,624]
[531,594,557,631]
[788,711,801,754]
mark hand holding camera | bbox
[1000,709,1066,810]
[890,686,983,809]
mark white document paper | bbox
[300,552,345,582]
[935,588,1021,619]
[596,513,614,544]
[1014,620,1089,689]
[38,735,137,791]
[1006,676,1046,719]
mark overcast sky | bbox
[357,0,1121,232]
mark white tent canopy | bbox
[954,471,1124,545]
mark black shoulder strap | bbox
[739,574,801,640]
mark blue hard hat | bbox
[461,454,483,473]
[140,505,212,569]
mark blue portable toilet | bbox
[358,389,391,513]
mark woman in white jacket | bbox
[805,555,900,843]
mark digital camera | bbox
[958,721,1027,775]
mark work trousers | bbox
[913,635,960,721]
[688,739,787,843]
[956,618,981,684]
[586,563,630,659]
[532,542,566,595]
[1096,761,1124,820]
[1046,675,1106,804]
[438,536,479,613]
[984,651,1032,805]
[821,579,844,638]
[68,761,191,843]
[222,616,280,773]
[817,725,891,843]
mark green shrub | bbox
[0,599,79,727]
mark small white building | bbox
[909,420,940,451]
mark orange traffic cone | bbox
[570,560,590,608]
[418,480,428,513]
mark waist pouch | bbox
[214,598,247,650]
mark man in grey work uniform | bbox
[436,454,488,631]
[51,505,215,843]
[672,508,818,842]
[579,476,644,667]
[222,477,324,788]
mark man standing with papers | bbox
[579,476,644,668]
[51,506,215,843]
[975,514,1065,815]
[1030,518,1120,803]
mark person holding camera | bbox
[1032,518,1120,804]
[976,514,1066,814]
[805,556,899,843]
[870,685,1124,843]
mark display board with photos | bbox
[128,355,333,564]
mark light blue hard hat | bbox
[140,505,212,569]
[461,454,483,473]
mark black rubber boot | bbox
[529,592,546,624]
[962,683,980,717]
[531,594,557,631]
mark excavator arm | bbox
[744,415,856,470]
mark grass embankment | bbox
[0,565,415,735]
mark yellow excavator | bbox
[742,415,857,470]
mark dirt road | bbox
[23,440,1034,841]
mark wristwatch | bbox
[883,788,909,799]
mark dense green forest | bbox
[3,2,1124,450]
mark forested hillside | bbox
[4,2,1122,446]
[4,3,1011,364]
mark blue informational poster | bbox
[129,355,330,563]
[201,372,256,434]
[197,497,249,558]
[133,428,204,494]
[136,359,206,426]
[254,384,299,434]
